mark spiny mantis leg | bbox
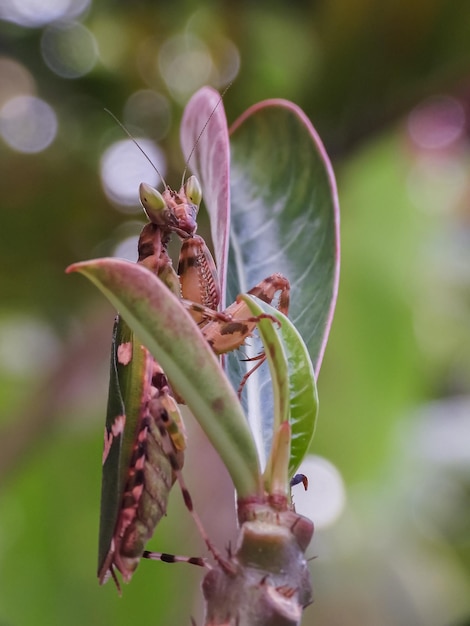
[178,235,220,320]
[215,273,290,396]
[199,272,290,368]
[178,240,291,391]
[178,269,290,358]
[179,298,278,328]
[236,353,266,399]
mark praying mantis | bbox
[65,85,337,626]
[98,162,291,589]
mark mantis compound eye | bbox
[184,175,202,207]
[139,183,170,225]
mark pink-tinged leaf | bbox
[180,87,231,308]
[229,100,340,375]
[227,100,339,458]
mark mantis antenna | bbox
[104,108,168,189]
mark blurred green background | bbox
[1,1,470,624]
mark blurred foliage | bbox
[1,0,470,624]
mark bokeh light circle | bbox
[112,235,140,262]
[408,96,466,150]
[41,21,98,79]
[100,138,166,210]
[0,316,60,375]
[0,0,91,27]
[123,90,171,141]
[0,57,36,108]
[0,95,58,153]
[159,34,213,102]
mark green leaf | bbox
[66,259,262,499]
[241,295,318,477]
[271,307,318,476]
[227,100,338,463]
